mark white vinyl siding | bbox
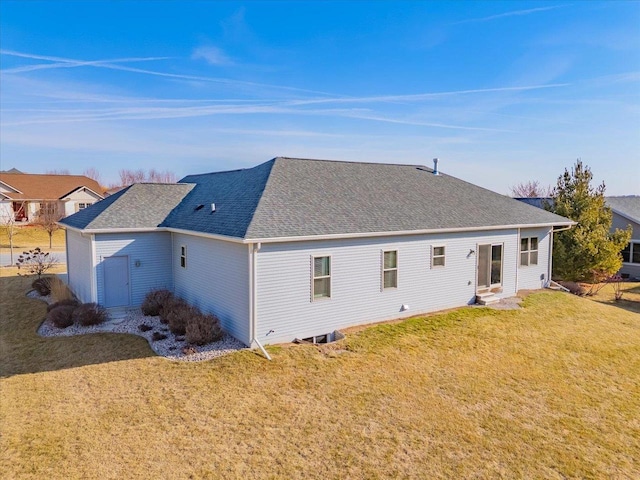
[256,230,522,345]
[172,234,250,346]
[611,213,640,278]
[95,232,173,307]
[66,229,93,303]
[517,227,552,290]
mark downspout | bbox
[515,228,520,292]
[249,242,271,360]
[90,233,98,303]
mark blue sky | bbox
[1,1,639,194]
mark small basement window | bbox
[180,245,187,268]
[432,245,445,267]
[520,237,538,266]
[383,250,398,289]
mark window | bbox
[432,246,445,267]
[312,256,331,299]
[383,250,398,289]
[180,245,187,268]
[622,242,640,264]
[78,202,92,210]
[520,237,538,266]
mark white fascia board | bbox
[0,180,22,194]
[243,222,576,244]
[59,225,246,244]
[59,186,105,200]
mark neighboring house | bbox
[516,196,640,279]
[606,196,640,279]
[0,173,104,223]
[60,157,573,347]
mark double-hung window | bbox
[312,256,331,299]
[432,246,445,267]
[520,237,538,266]
[180,245,187,268]
[383,250,398,289]
[622,242,640,264]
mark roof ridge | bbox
[274,156,432,169]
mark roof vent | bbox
[211,203,216,213]
[194,204,204,211]
[433,158,440,176]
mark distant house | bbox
[515,196,640,279]
[60,157,573,347]
[606,196,640,279]
[0,173,104,223]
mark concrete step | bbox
[476,293,500,305]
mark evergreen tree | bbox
[549,160,631,282]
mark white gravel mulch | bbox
[31,290,247,362]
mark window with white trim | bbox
[78,202,92,209]
[432,246,445,267]
[622,242,640,264]
[520,237,538,266]
[383,250,398,289]
[180,245,187,268]
[312,256,331,299]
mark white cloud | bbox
[191,45,233,66]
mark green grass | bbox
[1,273,639,479]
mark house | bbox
[0,173,104,223]
[606,196,640,279]
[60,157,573,347]
[516,196,640,279]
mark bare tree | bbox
[1,200,25,265]
[510,180,553,198]
[83,167,102,184]
[33,201,64,248]
[116,168,177,187]
[46,169,71,175]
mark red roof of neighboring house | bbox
[0,173,104,201]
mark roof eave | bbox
[609,208,640,225]
[244,221,576,244]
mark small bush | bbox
[47,305,76,328]
[558,281,586,296]
[47,298,80,313]
[186,313,223,345]
[72,303,108,326]
[152,332,167,341]
[49,277,76,303]
[159,296,188,325]
[32,278,52,296]
[141,289,174,316]
[165,303,197,336]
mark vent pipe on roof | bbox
[211,203,216,213]
[433,158,440,175]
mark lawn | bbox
[1,274,639,479]
[0,225,66,250]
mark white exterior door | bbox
[103,256,129,307]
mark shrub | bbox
[47,298,80,313]
[152,332,167,341]
[558,281,586,296]
[72,303,108,326]
[32,278,52,296]
[185,313,223,345]
[16,247,57,278]
[141,289,174,316]
[47,305,76,328]
[49,277,76,303]
[164,302,197,336]
[159,295,187,324]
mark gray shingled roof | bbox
[62,157,572,238]
[606,196,640,224]
[61,183,194,229]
